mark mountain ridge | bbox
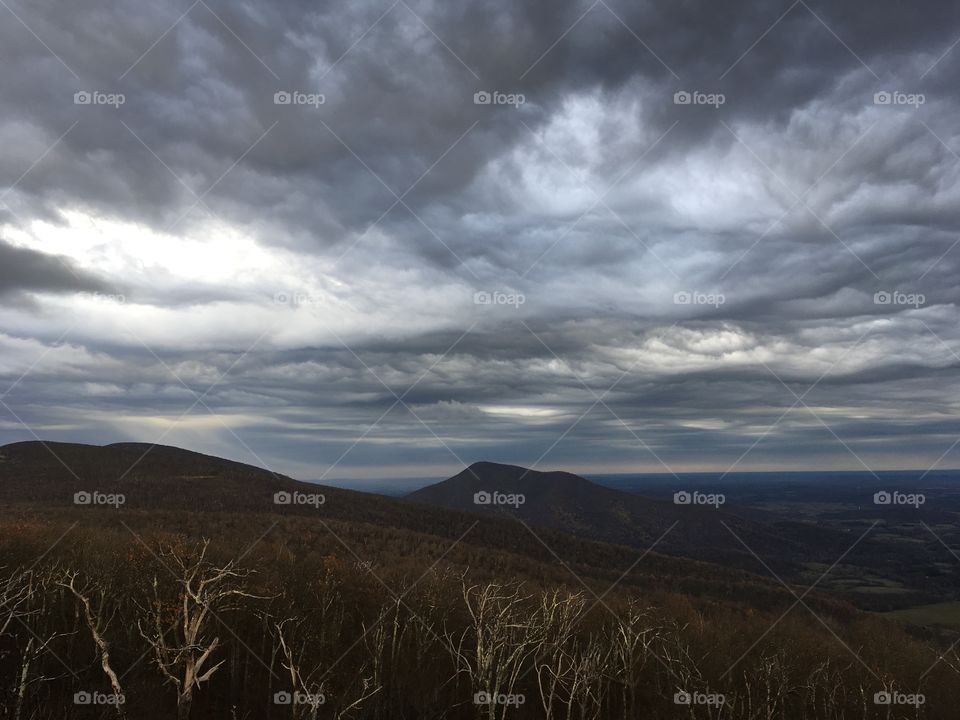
[0,440,818,609]
[0,442,849,585]
[407,460,847,572]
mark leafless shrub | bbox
[137,540,262,720]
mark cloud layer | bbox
[2,0,959,480]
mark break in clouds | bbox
[1,0,959,480]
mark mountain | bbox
[2,444,939,610]
[0,441,801,605]
[407,461,847,572]
[2,443,940,720]
[0,439,352,512]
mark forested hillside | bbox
[0,443,952,718]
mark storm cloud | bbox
[1,0,959,480]
[0,239,108,296]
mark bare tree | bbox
[1,567,40,720]
[2,567,74,720]
[272,618,327,720]
[137,540,260,720]
[608,600,675,717]
[363,595,409,715]
[332,674,382,720]
[740,652,793,720]
[446,581,546,720]
[0,567,35,639]
[565,636,612,720]
[272,613,382,720]
[534,590,585,718]
[801,659,852,720]
[57,569,126,719]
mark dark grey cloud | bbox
[1,0,959,480]
[3,0,953,252]
[0,239,107,296]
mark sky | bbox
[1,0,959,483]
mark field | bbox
[888,602,960,630]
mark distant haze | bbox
[327,468,960,493]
